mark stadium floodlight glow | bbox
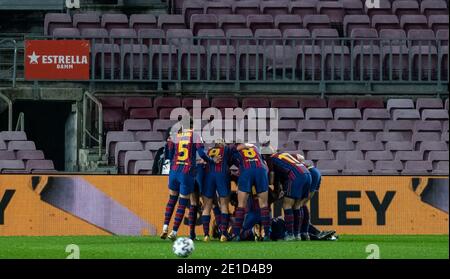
[169,100,279,150]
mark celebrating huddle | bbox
[160,123,331,242]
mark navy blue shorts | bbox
[238,168,269,194]
[202,172,230,198]
[168,170,195,196]
[284,172,311,200]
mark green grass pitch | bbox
[0,235,447,259]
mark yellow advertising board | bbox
[0,175,448,236]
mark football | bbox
[172,237,195,258]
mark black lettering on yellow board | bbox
[310,192,333,225]
[338,191,362,226]
[312,190,397,226]
[366,191,396,225]
[0,190,15,225]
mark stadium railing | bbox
[0,38,18,88]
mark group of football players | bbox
[160,123,336,242]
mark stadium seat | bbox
[336,150,364,162]
[428,15,449,33]
[428,150,449,163]
[255,29,283,45]
[421,109,449,121]
[395,151,423,161]
[123,119,151,132]
[342,160,374,174]
[342,0,364,15]
[385,141,413,151]
[217,15,246,33]
[334,108,361,120]
[327,120,355,131]
[392,109,421,120]
[317,131,346,142]
[0,160,27,174]
[190,14,218,35]
[106,131,135,163]
[182,0,204,25]
[114,141,143,172]
[356,141,384,152]
[317,1,345,25]
[205,2,233,16]
[53,28,80,38]
[0,151,15,160]
[44,13,72,36]
[379,29,409,79]
[357,98,384,110]
[307,150,335,161]
[16,150,45,161]
[298,120,327,132]
[298,140,326,151]
[365,0,392,18]
[0,131,27,142]
[135,131,164,143]
[153,120,178,132]
[402,161,433,175]
[414,120,443,133]
[366,150,394,161]
[158,15,186,32]
[376,131,408,142]
[260,1,290,17]
[247,15,274,32]
[101,13,129,31]
[124,150,153,174]
[433,161,449,175]
[299,98,327,109]
[144,141,166,152]
[305,108,333,120]
[73,13,101,31]
[371,15,400,32]
[328,140,355,151]
[271,98,299,108]
[124,97,152,112]
[392,1,419,17]
[420,0,449,17]
[373,160,404,174]
[233,0,260,16]
[400,15,428,33]
[347,132,375,142]
[355,120,384,132]
[26,160,56,173]
[303,15,331,31]
[290,0,317,18]
[7,141,36,151]
[278,108,304,120]
[288,132,316,142]
[386,99,415,112]
[129,14,157,31]
[274,15,302,32]
[311,28,340,46]
[134,160,154,174]
[363,109,391,120]
[316,160,343,174]
[343,15,370,37]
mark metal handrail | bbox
[83,91,103,157]
[0,38,17,88]
[15,112,24,131]
[0,91,13,131]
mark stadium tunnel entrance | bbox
[12,101,74,171]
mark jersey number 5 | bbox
[177,140,190,161]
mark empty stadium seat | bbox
[421,0,449,17]
[233,1,260,16]
[218,15,247,32]
[328,140,355,151]
[106,131,135,163]
[101,14,129,31]
[327,120,355,131]
[347,131,375,142]
[290,0,317,18]
[247,15,274,32]
[317,1,345,25]
[158,14,186,31]
[402,161,433,175]
[392,1,419,17]
[342,160,374,174]
[134,160,154,174]
[261,1,290,17]
[124,150,152,174]
[363,109,391,120]
[373,160,404,174]
[44,13,72,36]
[303,15,331,31]
[316,160,343,174]
[0,131,27,142]
[308,150,335,161]
[73,13,101,31]
[129,14,157,31]
[355,120,384,132]
[26,160,56,173]
[114,141,143,172]
[343,15,370,37]
[0,160,26,174]
[275,15,302,32]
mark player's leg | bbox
[189,190,200,240]
[255,169,271,241]
[282,196,296,241]
[218,196,231,241]
[169,174,194,241]
[232,171,251,241]
[161,173,180,239]
[201,196,213,241]
[299,173,312,240]
[240,211,259,241]
[216,174,231,241]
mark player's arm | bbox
[165,140,175,160]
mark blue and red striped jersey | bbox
[270,152,309,180]
[206,145,233,174]
[232,145,266,171]
[166,129,211,174]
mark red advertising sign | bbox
[25,40,90,80]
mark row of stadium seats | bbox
[103,97,448,175]
[0,132,56,174]
[170,0,450,20]
[99,96,449,131]
[46,12,449,36]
